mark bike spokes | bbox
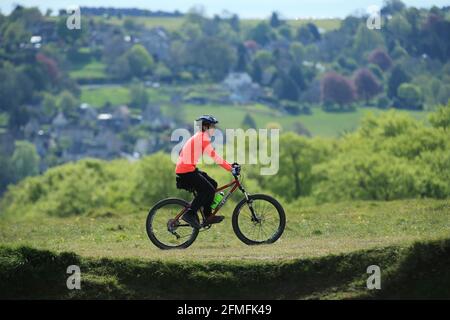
[149,202,197,248]
[237,198,282,243]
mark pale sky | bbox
[1,0,449,18]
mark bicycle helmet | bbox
[196,115,218,125]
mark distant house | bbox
[92,129,122,157]
[52,112,69,128]
[113,105,131,128]
[139,27,171,61]
[222,72,261,104]
[32,131,50,159]
[134,138,150,156]
[24,119,40,139]
[79,103,98,122]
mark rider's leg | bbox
[197,171,224,225]
[197,171,218,217]
[179,170,215,228]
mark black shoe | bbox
[181,209,201,229]
[205,215,225,225]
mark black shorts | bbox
[176,169,217,193]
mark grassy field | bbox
[80,85,130,106]
[178,103,429,136]
[79,85,429,137]
[69,61,108,81]
[0,199,449,299]
[88,16,341,32]
[1,199,448,262]
[80,84,169,107]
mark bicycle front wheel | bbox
[146,198,199,250]
[232,194,286,245]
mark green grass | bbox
[171,104,429,136]
[0,199,448,298]
[241,18,341,32]
[97,16,185,31]
[80,85,130,106]
[0,236,448,299]
[69,61,108,81]
[86,16,341,32]
[80,85,430,136]
[1,199,448,262]
[80,85,169,108]
[0,112,8,127]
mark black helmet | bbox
[196,115,218,125]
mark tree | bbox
[0,155,13,194]
[110,54,131,80]
[354,68,382,103]
[229,14,240,32]
[395,83,423,110]
[270,12,282,28]
[321,72,356,107]
[429,101,450,130]
[133,153,180,206]
[352,24,385,58]
[0,63,21,113]
[278,25,292,40]
[388,64,410,98]
[248,22,272,46]
[11,141,40,182]
[292,121,311,137]
[56,15,85,45]
[36,53,60,83]
[124,17,139,31]
[386,14,412,47]
[125,44,154,78]
[290,42,305,64]
[251,61,263,84]
[1,20,29,52]
[129,82,149,109]
[274,73,300,101]
[368,49,392,71]
[58,91,79,118]
[421,13,450,62]
[381,0,406,15]
[154,62,172,81]
[288,64,307,91]
[236,43,247,72]
[187,37,237,81]
[253,50,273,69]
[297,23,321,45]
[242,113,257,129]
[258,133,329,200]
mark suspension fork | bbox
[238,181,260,222]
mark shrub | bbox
[321,72,356,107]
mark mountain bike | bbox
[146,171,286,250]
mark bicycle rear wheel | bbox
[146,198,199,250]
[232,194,286,245]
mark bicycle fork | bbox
[242,190,261,223]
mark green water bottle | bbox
[211,192,224,210]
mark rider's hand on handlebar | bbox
[231,162,241,176]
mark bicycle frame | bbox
[174,175,248,222]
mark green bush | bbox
[1,108,449,217]
[395,83,423,110]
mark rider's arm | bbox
[202,134,232,171]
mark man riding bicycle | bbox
[175,115,240,229]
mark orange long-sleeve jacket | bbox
[175,131,232,174]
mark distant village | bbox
[0,71,264,173]
[0,11,269,172]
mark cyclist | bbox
[175,115,240,229]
